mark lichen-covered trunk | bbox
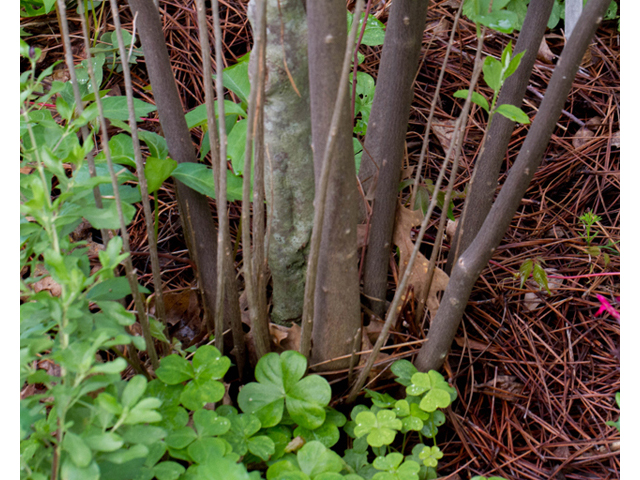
[306,0,361,370]
[254,0,315,325]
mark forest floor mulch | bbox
[21,1,620,479]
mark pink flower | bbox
[595,294,620,320]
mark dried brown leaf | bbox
[432,118,456,152]
[537,37,555,64]
[392,204,449,322]
[572,125,595,149]
[31,264,62,297]
[426,18,452,38]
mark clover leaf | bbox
[406,371,456,413]
[222,412,262,456]
[372,453,420,480]
[391,360,418,387]
[418,446,443,468]
[238,351,331,430]
[365,389,396,408]
[156,346,230,411]
[354,410,402,448]
[421,410,446,439]
[405,444,437,480]
[294,408,346,448]
[296,441,343,478]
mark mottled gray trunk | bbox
[249,0,315,325]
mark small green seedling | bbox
[606,391,620,432]
[454,41,529,125]
[517,258,551,295]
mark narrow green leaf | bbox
[532,263,551,295]
[453,89,490,112]
[495,104,530,124]
[482,56,502,92]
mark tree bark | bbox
[306,0,361,370]
[358,0,431,319]
[445,0,554,274]
[258,0,315,325]
[127,0,242,350]
[415,0,611,372]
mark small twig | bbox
[109,0,169,353]
[410,1,464,210]
[347,26,489,403]
[77,1,158,369]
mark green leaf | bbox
[145,157,177,194]
[171,162,244,201]
[82,199,136,230]
[166,427,197,449]
[103,444,149,464]
[365,389,396,408]
[193,408,231,437]
[346,12,386,46]
[94,134,136,167]
[248,435,276,461]
[221,57,251,104]
[60,458,99,480]
[187,436,228,464]
[495,104,530,124]
[193,345,231,380]
[180,378,225,410]
[156,354,195,384]
[297,441,343,478]
[391,359,418,386]
[453,89,490,112]
[504,50,526,79]
[238,351,331,430]
[122,375,148,409]
[354,410,402,448]
[518,259,533,289]
[222,413,262,456]
[482,56,503,93]
[153,461,186,480]
[63,432,93,467]
[418,445,443,468]
[532,263,551,295]
[86,277,150,301]
[185,100,247,129]
[83,432,124,452]
[227,119,248,175]
[100,96,157,122]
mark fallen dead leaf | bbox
[454,336,489,351]
[445,218,457,238]
[364,318,385,344]
[31,264,62,297]
[537,37,555,64]
[475,374,524,401]
[269,323,302,352]
[150,289,201,327]
[522,268,563,311]
[392,203,449,322]
[611,130,620,148]
[572,125,595,149]
[358,327,391,384]
[426,17,452,38]
[357,224,369,249]
[432,118,456,152]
